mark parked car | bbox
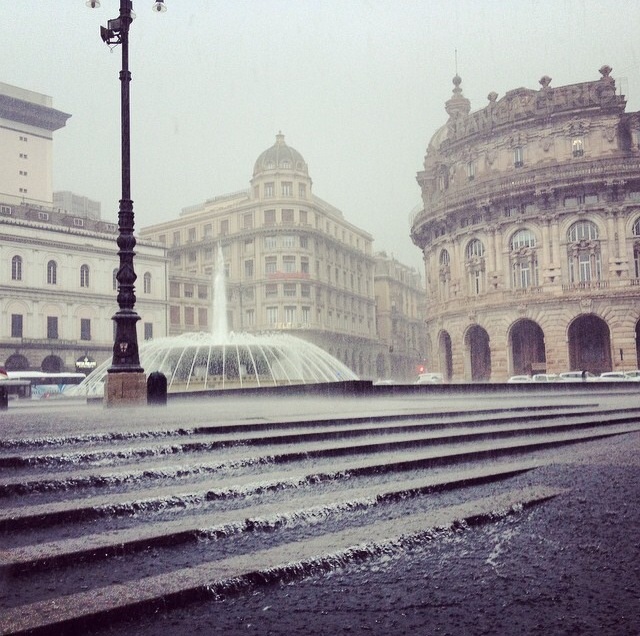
[559,371,597,382]
[507,375,533,383]
[532,373,561,382]
[415,373,444,384]
[595,371,631,381]
[622,370,640,381]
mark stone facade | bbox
[373,252,426,381]
[411,67,640,381]
[0,83,168,374]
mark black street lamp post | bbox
[88,0,166,405]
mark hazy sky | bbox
[3,1,639,272]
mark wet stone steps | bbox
[0,486,564,636]
[0,397,639,635]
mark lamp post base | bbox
[105,371,147,407]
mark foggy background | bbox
[2,0,639,272]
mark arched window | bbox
[465,239,486,295]
[466,239,485,259]
[438,249,451,301]
[47,260,57,285]
[80,264,90,288]
[113,268,118,291]
[510,229,538,289]
[572,138,584,157]
[568,220,598,242]
[11,255,22,281]
[143,271,151,294]
[567,220,601,284]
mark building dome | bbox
[253,132,308,176]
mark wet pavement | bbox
[1,388,639,635]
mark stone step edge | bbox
[0,426,635,531]
[0,486,566,636]
[0,405,620,467]
[0,403,596,452]
[0,462,541,572]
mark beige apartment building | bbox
[373,252,426,381]
[411,66,640,381]
[140,133,385,379]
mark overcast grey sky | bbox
[3,1,639,272]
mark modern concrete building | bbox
[373,251,426,381]
[0,83,168,373]
[411,66,640,381]
[140,133,386,379]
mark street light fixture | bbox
[88,0,166,405]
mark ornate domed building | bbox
[411,67,640,381]
[141,133,386,379]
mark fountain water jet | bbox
[73,246,358,397]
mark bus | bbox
[5,371,86,400]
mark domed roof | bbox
[253,132,308,176]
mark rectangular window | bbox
[245,309,255,326]
[47,316,58,340]
[283,256,296,273]
[244,259,254,279]
[170,306,180,324]
[284,306,296,323]
[188,227,197,242]
[198,285,208,299]
[188,251,197,263]
[173,231,180,246]
[301,284,311,297]
[169,282,180,297]
[203,223,212,238]
[265,256,277,274]
[38,211,49,221]
[264,209,276,226]
[282,235,295,248]
[11,314,23,338]
[299,184,307,199]
[243,213,253,230]
[244,238,254,253]
[264,183,274,198]
[300,236,308,249]
[198,307,208,327]
[144,322,153,340]
[514,146,524,168]
[301,257,309,274]
[282,209,294,224]
[265,283,278,298]
[80,318,91,341]
[301,306,311,324]
[266,306,278,325]
[220,219,229,236]
[184,307,195,326]
[283,283,296,297]
[184,284,194,298]
[282,182,293,196]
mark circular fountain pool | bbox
[74,331,358,397]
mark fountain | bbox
[73,248,357,396]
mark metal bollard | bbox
[0,386,8,410]
[146,371,167,406]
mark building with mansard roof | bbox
[411,66,640,381]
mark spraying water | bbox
[72,244,358,396]
[212,246,228,340]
